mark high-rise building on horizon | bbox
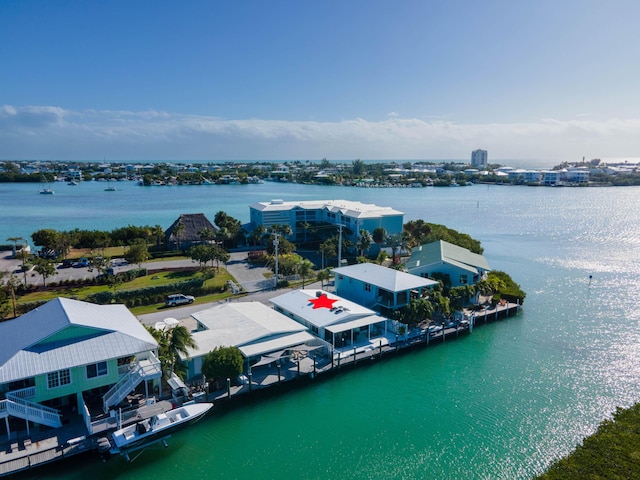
[471,149,488,168]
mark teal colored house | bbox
[0,298,161,437]
[405,240,491,287]
[332,263,438,317]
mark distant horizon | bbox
[5,157,640,170]
[2,157,563,169]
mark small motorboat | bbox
[109,402,213,459]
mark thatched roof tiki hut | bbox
[165,213,218,251]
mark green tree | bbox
[351,159,366,176]
[211,245,230,271]
[173,221,185,251]
[356,229,372,256]
[125,239,149,267]
[248,225,266,247]
[189,244,215,268]
[152,224,165,250]
[32,257,56,288]
[1,273,20,318]
[372,227,386,244]
[298,259,315,288]
[201,346,244,383]
[316,269,331,288]
[318,240,337,269]
[149,325,198,379]
[393,298,434,326]
[32,228,60,251]
[198,227,216,245]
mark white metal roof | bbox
[186,302,312,359]
[250,199,403,218]
[0,297,158,383]
[325,315,386,334]
[332,263,438,292]
[270,289,381,329]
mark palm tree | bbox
[297,259,315,288]
[173,221,185,251]
[152,225,164,250]
[147,324,198,379]
[356,229,372,256]
[166,325,197,377]
[316,269,330,288]
[198,227,215,245]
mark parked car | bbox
[73,257,89,268]
[165,294,195,307]
[59,259,75,268]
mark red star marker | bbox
[308,293,338,309]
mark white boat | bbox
[109,402,213,458]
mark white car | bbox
[165,294,195,307]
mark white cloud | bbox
[1,104,639,163]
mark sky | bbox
[1,0,640,165]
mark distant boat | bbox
[68,180,78,186]
[40,176,55,194]
[104,181,117,191]
[107,402,213,461]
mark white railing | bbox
[5,392,62,428]
[8,386,36,400]
[0,399,7,418]
[102,353,162,412]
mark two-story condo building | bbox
[249,199,404,245]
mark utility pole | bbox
[273,233,279,289]
[337,224,343,267]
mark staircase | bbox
[102,354,162,412]
[0,387,62,428]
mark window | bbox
[364,283,371,292]
[460,275,468,285]
[47,369,71,389]
[87,361,108,379]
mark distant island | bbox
[1,158,640,187]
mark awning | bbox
[325,315,386,335]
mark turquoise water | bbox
[4,182,640,479]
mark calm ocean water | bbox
[5,180,640,479]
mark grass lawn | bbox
[17,268,237,314]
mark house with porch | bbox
[270,289,394,357]
[0,297,161,439]
[182,302,318,380]
[405,240,491,287]
[332,263,438,317]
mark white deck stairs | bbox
[102,354,162,413]
[0,387,62,428]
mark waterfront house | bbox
[405,240,491,287]
[182,302,317,380]
[0,298,161,437]
[270,289,394,355]
[249,199,404,246]
[331,263,438,317]
[165,213,218,250]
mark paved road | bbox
[0,250,325,325]
[0,251,270,288]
